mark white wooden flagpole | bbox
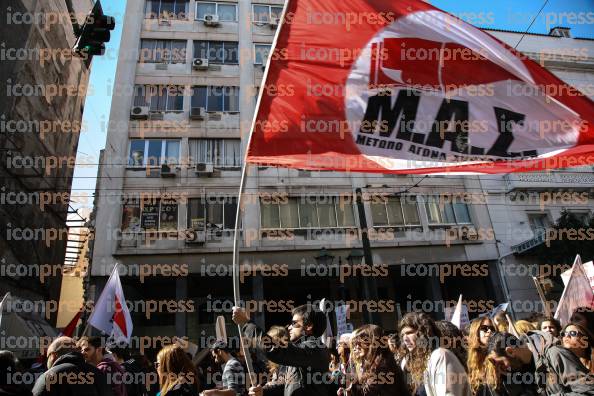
[232,0,291,388]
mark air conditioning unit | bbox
[130,106,150,119]
[203,14,220,26]
[195,162,214,175]
[192,58,209,70]
[155,63,168,70]
[160,163,176,177]
[269,17,280,29]
[186,229,206,244]
[190,107,206,120]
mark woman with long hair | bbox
[561,322,594,372]
[467,317,499,396]
[264,325,288,387]
[435,321,467,372]
[156,344,200,396]
[399,312,470,396]
[331,333,352,387]
[338,324,410,396]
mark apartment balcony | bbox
[510,227,547,255]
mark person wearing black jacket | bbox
[0,350,31,396]
[32,336,113,396]
[232,304,331,396]
[109,347,147,396]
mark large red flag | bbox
[246,0,594,174]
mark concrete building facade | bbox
[480,29,594,319]
[0,0,93,326]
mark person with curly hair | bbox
[399,312,470,396]
[466,318,499,396]
[338,324,410,396]
[435,321,467,372]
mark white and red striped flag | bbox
[88,265,133,343]
[246,0,594,174]
[555,255,594,326]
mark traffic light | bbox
[73,0,115,57]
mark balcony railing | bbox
[511,227,546,254]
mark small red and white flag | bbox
[555,255,594,326]
[247,0,594,174]
[88,265,133,343]
[60,307,83,338]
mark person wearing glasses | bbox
[466,318,499,396]
[32,336,113,396]
[487,331,594,395]
[232,304,331,396]
[561,323,593,372]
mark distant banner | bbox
[246,0,594,174]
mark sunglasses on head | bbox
[479,325,496,333]
[561,330,582,338]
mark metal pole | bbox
[354,188,378,324]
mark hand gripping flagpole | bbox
[232,0,290,387]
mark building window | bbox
[187,197,238,231]
[193,41,238,64]
[571,212,591,224]
[254,44,271,65]
[122,199,179,232]
[190,86,239,112]
[196,2,237,21]
[139,39,186,63]
[189,139,241,167]
[133,85,185,112]
[128,139,181,167]
[252,4,283,23]
[527,213,550,232]
[425,196,472,225]
[260,197,356,229]
[145,0,189,19]
[371,196,420,227]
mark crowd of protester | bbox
[1,305,594,396]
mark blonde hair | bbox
[156,344,199,396]
[493,311,508,333]
[266,326,288,375]
[514,320,536,336]
[467,318,499,393]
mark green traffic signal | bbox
[73,0,115,58]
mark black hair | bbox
[86,336,104,349]
[0,351,17,385]
[210,340,235,354]
[486,332,524,356]
[538,317,561,333]
[292,304,327,338]
[109,347,131,360]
